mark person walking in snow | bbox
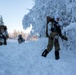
[42,15,68,60]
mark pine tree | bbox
[0,15,4,25]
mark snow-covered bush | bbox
[62,23,76,51]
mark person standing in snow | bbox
[42,15,68,60]
[0,26,9,45]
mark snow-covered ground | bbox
[0,37,76,75]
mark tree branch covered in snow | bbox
[22,0,76,36]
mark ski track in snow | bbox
[0,38,76,75]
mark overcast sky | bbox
[0,0,34,33]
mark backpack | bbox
[46,16,62,37]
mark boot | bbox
[4,42,7,45]
[42,49,49,57]
[3,36,7,45]
[4,39,7,45]
[55,51,60,60]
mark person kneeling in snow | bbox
[42,15,68,60]
[18,34,25,44]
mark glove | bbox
[65,37,68,41]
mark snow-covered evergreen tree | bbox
[0,15,4,25]
[22,0,76,36]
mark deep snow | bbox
[0,37,76,75]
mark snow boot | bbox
[4,41,7,45]
[55,51,60,60]
[2,36,7,45]
[42,49,49,57]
